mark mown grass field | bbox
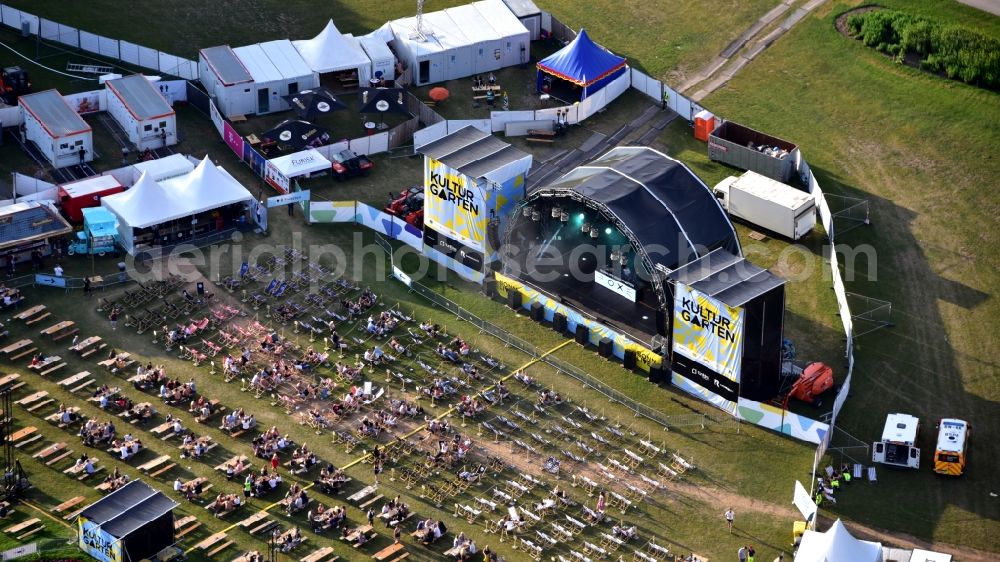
[705,0,1000,553]
[0,0,996,559]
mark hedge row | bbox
[846,9,1000,88]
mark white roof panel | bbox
[59,175,122,198]
[935,419,967,453]
[269,148,331,178]
[233,44,283,83]
[259,39,315,80]
[445,5,501,42]
[474,0,531,39]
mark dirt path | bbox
[676,482,997,562]
[957,0,1000,17]
[683,0,829,101]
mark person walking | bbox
[725,508,735,533]
[270,452,279,472]
[747,544,756,562]
[109,308,119,331]
[83,277,92,298]
[738,545,748,562]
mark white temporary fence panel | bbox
[490,110,534,133]
[63,89,107,113]
[0,105,23,127]
[119,40,140,65]
[348,136,371,155]
[15,187,57,203]
[675,93,692,122]
[13,173,56,196]
[314,141,350,161]
[138,45,159,72]
[156,80,188,105]
[504,119,553,136]
[368,131,389,154]
[0,5,20,27]
[536,104,578,125]
[158,52,181,76]
[413,121,448,151]
[79,30,101,55]
[98,35,119,59]
[631,68,662,102]
[208,99,224,136]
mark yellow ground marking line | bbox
[18,499,74,529]
[184,338,573,553]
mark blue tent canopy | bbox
[536,29,627,100]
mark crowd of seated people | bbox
[188,395,217,421]
[537,388,564,407]
[283,482,311,515]
[121,402,154,423]
[332,361,363,382]
[102,466,129,492]
[314,464,350,494]
[244,468,282,497]
[612,521,638,540]
[222,456,249,481]
[110,433,143,461]
[0,285,22,308]
[365,310,398,337]
[458,464,487,483]
[480,380,510,405]
[378,495,411,527]
[54,404,80,426]
[387,397,424,419]
[413,518,447,545]
[387,336,410,357]
[288,445,319,473]
[252,426,292,458]
[179,433,212,459]
[342,288,377,317]
[449,531,478,560]
[357,411,397,439]
[220,408,256,434]
[174,477,206,501]
[308,503,347,533]
[71,454,98,476]
[419,321,441,338]
[275,527,303,552]
[363,345,394,366]
[92,385,130,412]
[422,377,459,401]
[208,492,243,516]
[426,434,473,467]
[79,418,116,447]
[457,395,485,418]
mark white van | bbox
[872,413,920,469]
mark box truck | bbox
[57,175,125,224]
[873,413,920,469]
[714,171,816,240]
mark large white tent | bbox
[293,20,372,83]
[795,520,883,562]
[233,40,319,115]
[388,0,529,85]
[102,157,253,254]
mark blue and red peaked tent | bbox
[536,29,627,100]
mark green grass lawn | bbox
[705,0,1000,553]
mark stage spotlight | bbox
[589,227,599,238]
[560,211,569,222]
[604,227,612,235]
[581,222,590,233]
[522,206,531,217]
[551,207,561,218]
[576,213,586,223]
[531,210,541,221]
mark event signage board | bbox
[594,270,635,302]
[266,190,310,208]
[35,274,67,288]
[423,157,486,251]
[392,265,412,287]
[264,160,290,194]
[223,121,244,158]
[671,283,744,408]
[79,518,123,562]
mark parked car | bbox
[330,149,373,180]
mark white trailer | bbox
[713,171,816,240]
[198,45,255,118]
[19,89,94,169]
[105,75,177,151]
[873,413,921,469]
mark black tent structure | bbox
[500,146,786,407]
[358,87,411,116]
[281,86,347,120]
[261,119,331,150]
[502,146,740,343]
[77,480,178,562]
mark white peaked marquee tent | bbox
[795,520,883,562]
[102,157,253,254]
[293,20,373,82]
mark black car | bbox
[330,149,373,180]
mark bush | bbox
[844,9,1000,88]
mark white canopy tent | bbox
[795,520,883,562]
[293,20,372,83]
[102,157,253,254]
[233,41,319,115]
[269,148,331,179]
[359,27,396,81]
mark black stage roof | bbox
[80,480,178,538]
[666,248,786,306]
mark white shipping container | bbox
[19,89,94,169]
[714,171,816,240]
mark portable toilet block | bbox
[694,109,716,142]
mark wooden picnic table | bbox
[196,531,227,550]
[137,455,172,473]
[347,484,378,503]
[238,511,269,528]
[0,373,19,387]
[14,304,45,320]
[70,336,102,353]
[343,524,372,543]
[300,546,336,562]
[15,390,47,405]
[58,371,91,387]
[1,339,32,357]
[40,320,77,341]
[371,542,404,561]
[4,517,41,535]
[215,455,249,472]
[8,426,36,443]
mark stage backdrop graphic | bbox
[671,284,744,413]
[424,157,486,251]
[79,517,123,562]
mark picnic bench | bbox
[4,517,43,540]
[347,484,378,504]
[45,407,80,427]
[0,373,22,392]
[1,339,36,361]
[343,524,373,546]
[238,511,269,529]
[40,320,78,342]
[215,455,250,476]
[372,543,404,561]
[59,371,94,393]
[52,496,85,514]
[9,426,40,448]
[29,355,66,377]
[99,353,134,373]
[301,546,338,562]
[195,531,228,551]
[15,305,49,325]
[70,336,105,358]
[139,455,175,478]
[174,515,202,538]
